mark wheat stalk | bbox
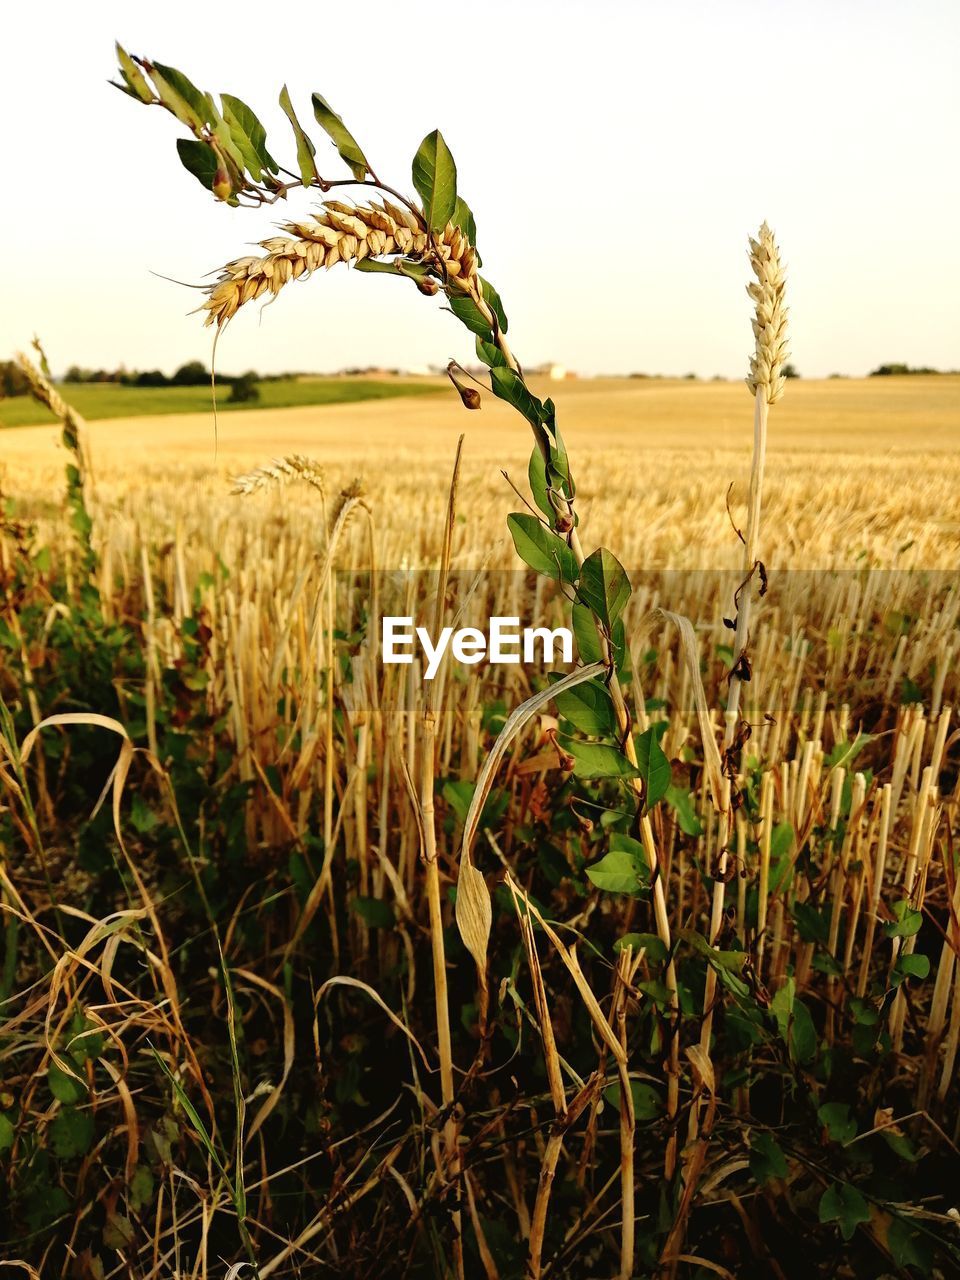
[202,199,479,329]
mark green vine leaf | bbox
[412,129,458,232]
[634,726,671,810]
[749,1130,788,1184]
[222,94,278,181]
[176,139,219,191]
[506,513,578,584]
[587,843,646,893]
[549,673,617,736]
[564,740,640,781]
[452,195,478,248]
[577,547,631,630]
[311,93,370,180]
[279,85,318,186]
[490,368,546,442]
[447,293,493,339]
[818,1182,871,1242]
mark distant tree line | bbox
[0,359,302,402]
[60,360,293,389]
[868,363,953,377]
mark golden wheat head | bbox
[202,199,479,330]
[746,222,789,405]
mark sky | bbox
[3,0,958,380]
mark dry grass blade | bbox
[455,661,605,977]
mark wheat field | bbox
[2,371,960,1278]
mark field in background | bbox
[0,373,445,427]
[2,369,959,1276]
[3,375,958,571]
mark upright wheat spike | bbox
[202,199,479,329]
[746,222,790,406]
[675,225,789,1270]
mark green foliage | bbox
[818,1181,871,1241]
[577,548,631,630]
[884,899,923,938]
[228,371,260,403]
[749,1130,788,1183]
[550,674,617,736]
[278,85,318,186]
[506,513,578,583]
[634,726,671,811]
[587,837,649,894]
[565,739,640,780]
[311,93,369,180]
[411,129,458,232]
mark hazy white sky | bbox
[3,0,958,378]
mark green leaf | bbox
[476,336,507,369]
[528,446,553,520]
[50,1108,95,1158]
[770,978,818,1063]
[577,548,631,630]
[103,1211,135,1249]
[130,1164,155,1212]
[769,822,796,893]
[311,93,369,180]
[790,997,818,1064]
[887,1216,931,1270]
[571,603,626,672]
[666,785,703,836]
[884,900,923,939]
[0,1113,13,1153]
[818,1102,857,1145]
[114,45,153,103]
[412,129,458,232]
[749,1130,788,1184]
[447,292,493,339]
[550,674,617,736]
[634,727,671,810]
[150,62,211,129]
[452,196,478,247]
[479,277,508,333]
[616,932,667,962]
[354,257,431,279]
[897,952,930,980]
[176,139,219,191]
[490,367,544,431]
[771,976,795,1039]
[826,733,875,770]
[602,1080,661,1120]
[221,93,278,180]
[882,1128,920,1161]
[49,1061,86,1105]
[566,740,640,781]
[587,846,646,894]
[279,85,317,186]
[637,978,674,1005]
[818,1182,870,1241]
[506,513,578,583]
[352,896,394,928]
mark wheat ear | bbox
[231,455,325,496]
[202,199,479,329]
